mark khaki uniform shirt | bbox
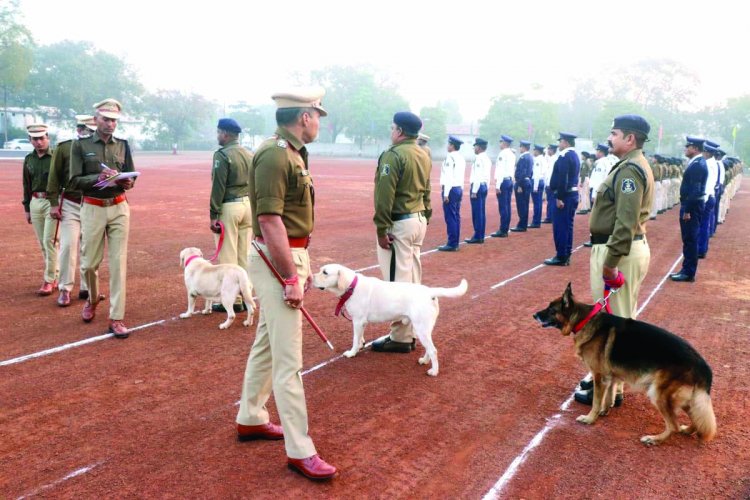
[47,140,82,207]
[250,127,314,238]
[210,139,253,219]
[69,131,135,198]
[373,138,432,237]
[589,148,654,268]
[22,149,53,212]
[420,144,432,160]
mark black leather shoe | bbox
[670,273,695,282]
[464,238,484,244]
[698,253,706,259]
[510,227,527,232]
[212,303,227,313]
[544,256,570,266]
[574,388,623,407]
[437,245,458,252]
[528,224,541,229]
[583,241,593,247]
[78,290,89,300]
[233,303,247,313]
[371,336,415,353]
[579,378,593,390]
[490,231,508,238]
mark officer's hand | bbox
[25,212,31,224]
[603,269,625,290]
[283,282,304,309]
[516,186,522,193]
[471,193,477,199]
[377,233,393,250]
[210,219,222,234]
[556,199,564,209]
[682,212,691,221]
[98,168,117,182]
[50,207,62,220]
[116,178,134,190]
[443,196,449,204]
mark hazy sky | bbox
[19,0,750,122]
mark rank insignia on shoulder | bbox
[621,178,636,194]
[277,140,288,149]
[381,164,391,176]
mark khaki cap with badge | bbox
[93,98,122,119]
[75,114,97,131]
[418,133,430,141]
[271,87,327,116]
[27,123,48,137]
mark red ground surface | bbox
[1,152,748,498]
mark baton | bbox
[52,188,63,245]
[251,239,334,351]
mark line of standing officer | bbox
[466,138,490,243]
[491,135,515,238]
[544,132,580,266]
[511,140,533,232]
[438,135,465,251]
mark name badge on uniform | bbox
[621,178,637,194]
[85,152,96,157]
[277,140,287,149]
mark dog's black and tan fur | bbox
[534,283,716,446]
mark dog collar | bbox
[184,255,200,267]
[334,275,358,317]
[572,289,614,333]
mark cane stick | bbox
[251,239,334,350]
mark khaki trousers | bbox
[579,179,590,211]
[652,182,662,216]
[57,199,88,292]
[237,244,316,459]
[376,215,427,342]
[215,198,252,304]
[80,201,130,320]
[30,197,59,283]
[589,238,650,319]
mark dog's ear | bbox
[336,267,352,291]
[562,282,574,310]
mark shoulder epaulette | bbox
[624,161,647,182]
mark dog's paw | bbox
[243,318,253,327]
[679,424,695,435]
[219,323,230,330]
[179,312,191,319]
[426,368,438,377]
[418,356,430,365]
[576,414,596,425]
[201,309,212,315]
[640,435,662,446]
[343,349,358,358]
[598,408,610,417]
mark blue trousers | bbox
[531,180,545,225]
[680,201,705,277]
[552,192,579,258]
[544,186,554,222]
[442,186,462,248]
[470,183,488,239]
[496,178,513,233]
[514,180,531,229]
[698,196,715,255]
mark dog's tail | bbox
[238,272,256,318]
[688,388,717,442]
[429,279,468,299]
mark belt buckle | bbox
[102,198,114,207]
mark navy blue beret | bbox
[596,143,609,153]
[217,118,242,134]
[547,144,558,151]
[581,151,591,158]
[519,140,531,148]
[611,114,650,136]
[448,135,463,147]
[558,132,577,142]
[685,136,706,148]
[533,144,545,152]
[499,134,513,144]
[393,111,422,135]
[473,137,488,147]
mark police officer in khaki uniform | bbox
[69,99,136,339]
[371,111,432,353]
[209,117,253,312]
[575,114,654,407]
[236,87,336,481]
[48,115,97,306]
[22,123,58,295]
[417,132,431,159]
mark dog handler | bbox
[575,114,654,406]
[236,87,337,480]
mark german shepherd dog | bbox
[533,283,716,446]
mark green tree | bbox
[479,95,560,146]
[16,40,143,118]
[0,0,34,144]
[419,106,447,146]
[143,90,215,149]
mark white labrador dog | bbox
[179,247,255,329]
[312,263,467,376]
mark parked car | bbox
[3,138,34,151]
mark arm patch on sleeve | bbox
[621,178,637,194]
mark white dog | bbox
[179,247,255,329]
[312,263,468,376]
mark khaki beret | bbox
[418,133,430,141]
[75,114,97,131]
[27,123,48,137]
[271,87,327,117]
[93,98,122,119]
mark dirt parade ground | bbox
[1,152,749,498]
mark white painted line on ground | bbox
[482,254,680,500]
[17,462,104,499]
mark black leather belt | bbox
[392,212,422,221]
[224,196,249,203]
[591,233,644,245]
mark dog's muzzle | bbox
[533,311,560,329]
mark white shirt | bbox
[494,148,516,188]
[470,151,491,194]
[589,155,618,195]
[704,156,718,198]
[544,153,557,184]
[532,154,547,191]
[717,158,726,186]
[441,150,466,189]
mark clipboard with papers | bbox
[94,171,140,189]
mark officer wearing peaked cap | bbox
[530,144,547,228]
[466,138,491,242]
[697,141,719,258]
[22,123,58,296]
[543,143,558,223]
[544,132,580,266]
[511,140,533,231]
[47,115,97,306]
[417,133,432,159]
[236,86,337,481]
[209,117,254,313]
[491,134,516,237]
[670,136,708,282]
[438,135,465,251]
[712,147,726,232]
[372,111,432,352]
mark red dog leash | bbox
[572,288,619,333]
[334,275,358,321]
[206,221,225,262]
